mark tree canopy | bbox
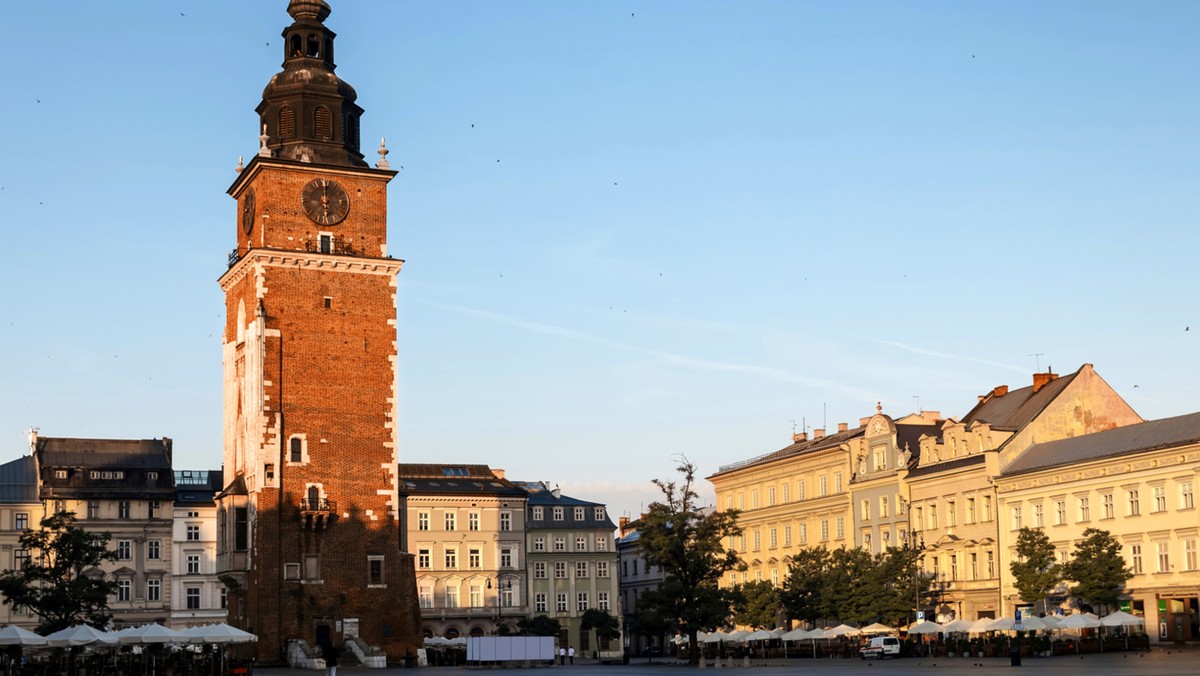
[780,544,922,626]
[516,614,561,637]
[1061,528,1132,611]
[0,511,117,634]
[580,607,621,642]
[731,579,780,629]
[1009,527,1062,613]
[636,458,743,664]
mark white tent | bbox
[967,618,996,634]
[178,623,257,644]
[743,629,773,642]
[906,620,943,634]
[780,628,811,641]
[117,623,187,644]
[991,616,1015,631]
[1100,611,1144,627]
[43,625,116,647]
[941,619,974,633]
[1019,615,1048,631]
[0,625,47,646]
[823,624,861,638]
[1058,613,1102,629]
[861,622,895,635]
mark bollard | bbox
[1010,645,1021,667]
[743,655,750,668]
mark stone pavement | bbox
[254,645,1199,676]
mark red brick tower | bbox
[215,0,420,663]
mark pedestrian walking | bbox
[569,646,575,664]
[559,646,566,665]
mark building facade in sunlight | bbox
[214,0,420,662]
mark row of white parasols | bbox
[0,622,257,648]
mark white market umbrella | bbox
[906,620,943,634]
[743,629,773,642]
[178,623,257,644]
[780,628,809,641]
[967,618,996,634]
[117,623,187,644]
[448,637,467,647]
[824,624,861,638]
[1040,615,1061,630]
[1101,611,1144,627]
[941,619,974,634]
[861,622,895,635]
[424,636,450,646]
[1019,615,1048,632]
[0,625,47,646]
[1058,613,1101,629]
[991,616,1016,631]
[703,631,727,644]
[725,629,749,643]
[43,625,116,647]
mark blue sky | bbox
[2,1,1197,520]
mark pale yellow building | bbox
[996,412,1200,641]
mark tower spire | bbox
[256,0,366,167]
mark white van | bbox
[859,636,901,659]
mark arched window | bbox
[306,34,320,58]
[315,106,332,140]
[290,35,302,58]
[307,485,320,505]
[279,105,295,138]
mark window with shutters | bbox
[280,105,295,137]
[315,106,332,140]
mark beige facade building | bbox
[398,464,529,639]
[996,412,1200,641]
[0,454,41,629]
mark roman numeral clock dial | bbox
[301,178,350,226]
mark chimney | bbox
[837,422,848,433]
[491,468,506,479]
[1032,368,1058,393]
[859,416,872,427]
[813,428,825,440]
[551,486,561,499]
[619,516,631,536]
[992,385,1009,397]
[792,432,807,443]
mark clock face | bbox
[301,178,350,226]
[241,188,256,235]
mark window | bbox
[418,512,430,531]
[148,502,159,519]
[863,532,872,549]
[834,472,843,492]
[185,586,201,609]
[874,446,887,471]
[861,500,871,521]
[597,561,609,578]
[797,480,806,501]
[1011,506,1023,531]
[54,470,67,479]
[751,490,759,508]
[534,562,547,579]
[468,512,481,531]
[1102,493,1114,519]
[498,547,513,568]
[1128,490,1141,516]
[14,513,28,530]
[535,593,547,612]
[594,507,605,520]
[290,437,303,462]
[946,500,955,527]
[915,506,923,529]
[469,548,482,569]
[1055,500,1066,526]
[88,501,99,519]
[147,578,161,602]
[419,586,434,609]
[771,568,779,586]
[769,528,778,548]
[598,591,610,610]
[117,579,131,602]
[187,524,201,541]
[315,105,332,140]
[818,476,827,497]
[967,498,976,524]
[574,507,586,520]
[368,555,385,586]
[118,501,131,519]
[784,525,792,546]
[445,586,460,608]
[148,471,158,481]
[304,553,319,580]
[970,553,978,580]
[576,561,588,578]
[147,540,161,560]
[556,593,568,612]
[819,519,829,541]
[1079,497,1090,522]
[782,483,790,502]
[880,496,890,519]
[13,549,28,570]
[1185,539,1197,571]
[1182,482,1196,510]
[554,537,566,552]
[576,536,587,551]
[532,506,544,520]
[187,554,201,574]
[469,585,484,607]
[500,512,512,531]
[596,535,608,551]
[501,584,514,607]
[445,512,456,531]
[117,540,132,560]
[553,507,564,521]
[554,562,568,579]
[983,495,992,521]
[1131,544,1143,574]
[835,517,845,539]
[950,554,958,580]
[284,563,301,580]
[234,508,248,550]
[928,505,938,530]
[1156,542,1170,573]
[577,592,589,611]
[417,549,430,569]
[753,529,760,550]
[534,536,545,552]
[444,548,457,569]
[1153,486,1167,512]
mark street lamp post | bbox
[904,531,926,625]
[488,577,512,635]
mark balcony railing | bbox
[300,497,336,530]
[300,497,335,512]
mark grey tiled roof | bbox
[1003,411,1200,476]
[397,464,526,497]
[36,437,173,469]
[710,426,866,477]
[0,456,37,503]
[961,370,1078,432]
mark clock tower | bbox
[216,0,420,662]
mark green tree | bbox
[731,580,780,629]
[868,545,923,626]
[580,607,621,646]
[1009,527,1062,614]
[516,614,561,636]
[780,546,830,625]
[0,511,117,634]
[1061,528,1132,611]
[629,588,674,652]
[637,458,743,664]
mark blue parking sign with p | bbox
[917,611,925,621]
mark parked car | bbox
[860,636,901,659]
